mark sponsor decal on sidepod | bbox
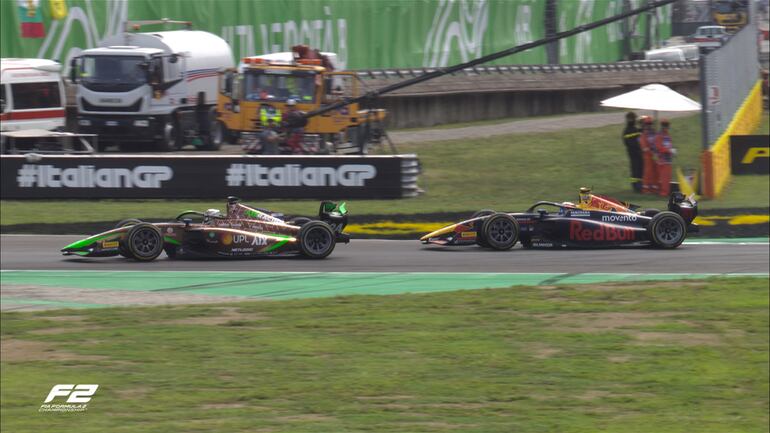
[569,221,636,241]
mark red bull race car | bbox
[421,188,698,250]
[62,197,349,261]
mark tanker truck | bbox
[70,20,234,151]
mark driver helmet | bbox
[204,209,222,218]
[579,187,592,203]
[286,98,297,106]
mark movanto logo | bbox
[226,164,377,187]
[601,214,638,222]
[40,384,99,413]
[17,165,173,188]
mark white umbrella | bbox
[600,84,701,112]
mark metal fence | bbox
[698,3,764,198]
[700,18,760,148]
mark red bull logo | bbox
[569,221,635,242]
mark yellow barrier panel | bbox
[676,167,696,198]
[702,80,764,198]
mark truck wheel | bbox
[124,223,164,261]
[481,213,519,250]
[298,221,336,259]
[648,211,686,249]
[203,119,225,150]
[157,120,180,152]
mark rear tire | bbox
[288,216,312,227]
[648,211,686,249]
[481,213,519,250]
[298,221,336,259]
[124,223,164,261]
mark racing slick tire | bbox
[471,210,495,247]
[481,213,520,251]
[288,216,312,227]
[642,208,660,217]
[298,221,336,259]
[115,219,143,258]
[471,209,496,219]
[648,211,686,249]
[124,223,164,261]
[115,218,143,229]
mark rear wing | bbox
[319,201,348,234]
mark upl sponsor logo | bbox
[569,221,636,242]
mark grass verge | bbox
[2,277,768,433]
[1,113,767,226]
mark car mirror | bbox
[182,218,192,227]
[537,209,547,218]
[69,57,79,83]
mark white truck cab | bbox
[0,58,66,132]
[70,21,234,151]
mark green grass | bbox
[1,113,767,226]
[2,277,768,432]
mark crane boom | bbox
[305,0,676,119]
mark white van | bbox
[0,58,66,132]
[665,44,700,61]
[644,47,687,62]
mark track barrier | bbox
[0,154,420,199]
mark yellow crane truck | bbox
[213,0,676,155]
[213,48,386,154]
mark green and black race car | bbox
[62,197,349,261]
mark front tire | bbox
[480,213,519,250]
[471,209,495,247]
[298,221,336,259]
[115,219,142,258]
[124,223,164,261]
[648,211,686,249]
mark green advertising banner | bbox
[1,0,670,70]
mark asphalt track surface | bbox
[1,235,768,273]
